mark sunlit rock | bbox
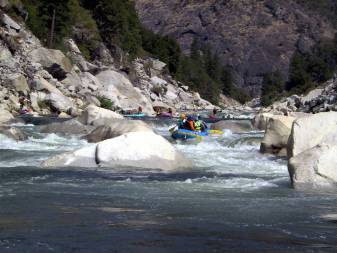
[288,144,337,189]
[260,115,295,156]
[42,131,192,171]
[78,104,124,126]
[288,112,337,158]
[84,119,152,143]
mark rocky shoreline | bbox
[1,9,223,120]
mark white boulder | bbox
[288,144,337,189]
[47,92,74,113]
[42,144,98,168]
[84,119,152,142]
[42,132,192,171]
[252,112,282,130]
[96,70,155,115]
[288,112,337,158]
[78,104,124,126]
[260,115,295,156]
[96,132,192,170]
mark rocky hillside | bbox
[0,6,217,118]
[135,0,336,95]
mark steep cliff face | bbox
[135,0,336,95]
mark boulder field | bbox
[42,131,192,171]
[255,111,337,189]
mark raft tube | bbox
[171,129,209,140]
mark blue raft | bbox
[171,129,209,140]
[123,113,146,118]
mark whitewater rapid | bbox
[0,121,288,192]
[1,120,337,252]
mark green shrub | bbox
[37,100,50,109]
[97,96,113,110]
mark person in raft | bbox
[178,114,207,132]
[210,107,218,119]
[195,115,208,132]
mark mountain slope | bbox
[135,0,336,95]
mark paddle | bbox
[207,129,224,135]
[168,125,178,132]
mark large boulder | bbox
[288,144,337,189]
[288,112,337,158]
[96,70,155,115]
[252,112,282,130]
[211,120,253,133]
[29,48,72,80]
[42,144,98,168]
[84,119,152,143]
[6,74,29,94]
[0,109,13,124]
[42,132,192,171]
[260,115,295,156]
[96,132,191,170]
[78,104,124,126]
[40,119,92,135]
[1,13,21,31]
[46,92,74,113]
[32,76,63,95]
[0,0,9,9]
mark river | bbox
[0,119,337,252]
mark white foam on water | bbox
[10,123,35,127]
[174,131,287,178]
[177,176,279,191]
[0,133,88,152]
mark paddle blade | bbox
[208,130,224,135]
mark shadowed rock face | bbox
[135,0,336,95]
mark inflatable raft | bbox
[171,129,208,140]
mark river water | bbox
[0,119,337,252]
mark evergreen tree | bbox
[261,71,284,106]
[93,0,142,56]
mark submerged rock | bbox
[288,144,337,189]
[84,119,152,143]
[42,131,192,171]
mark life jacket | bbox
[178,119,186,129]
[186,120,196,131]
[195,120,202,131]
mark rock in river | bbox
[288,144,337,189]
[42,131,192,171]
[260,115,295,156]
[288,112,337,158]
[78,104,124,126]
[84,119,152,143]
